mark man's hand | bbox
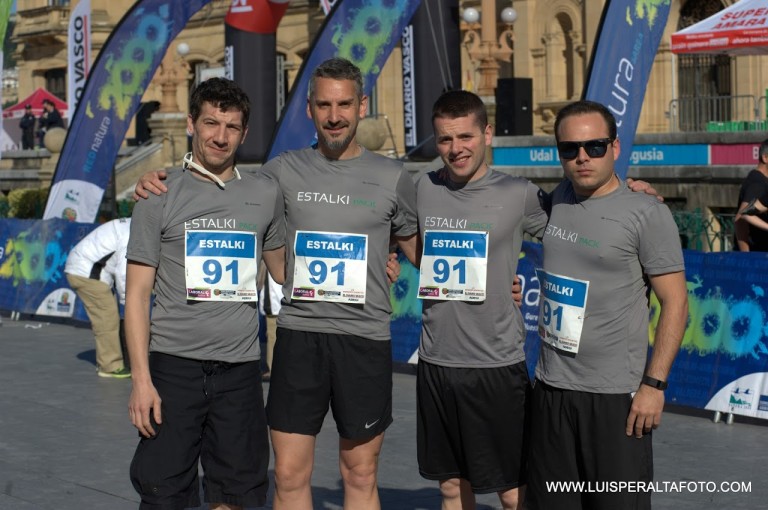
[626,178,663,202]
[129,380,163,438]
[625,384,664,438]
[512,275,522,308]
[387,252,401,284]
[133,169,169,201]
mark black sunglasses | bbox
[557,138,614,160]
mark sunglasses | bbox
[557,138,614,160]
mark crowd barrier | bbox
[2,219,768,420]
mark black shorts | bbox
[130,353,269,510]
[417,360,530,493]
[266,328,393,440]
[527,381,653,510]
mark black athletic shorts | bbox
[527,380,653,510]
[130,353,269,510]
[266,328,393,440]
[417,360,530,493]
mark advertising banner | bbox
[0,219,97,322]
[584,0,672,178]
[67,0,91,116]
[44,0,215,223]
[268,0,422,160]
[225,0,290,162]
[390,243,768,420]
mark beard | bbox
[319,125,354,153]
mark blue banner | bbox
[390,242,768,419]
[43,0,215,223]
[494,144,710,167]
[267,0,422,160]
[0,218,98,322]
[584,0,672,178]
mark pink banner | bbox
[710,143,761,165]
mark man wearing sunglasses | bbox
[526,100,688,510]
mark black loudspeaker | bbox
[496,78,533,136]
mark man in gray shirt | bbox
[414,90,547,510]
[134,58,418,510]
[126,78,285,509]
[527,100,688,510]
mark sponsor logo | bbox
[757,395,768,412]
[292,287,315,298]
[213,289,237,297]
[729,387,753,409]
[342,290,364,301]
[419,287,439,297]
[365,418,380,429]
[62,208,78,221]
[188,288,211,299]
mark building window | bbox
[45,68,66,101]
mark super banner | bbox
[44,0,215,223]
[583,0,672,179]
[267,0,422,159]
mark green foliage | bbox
[116,199,135,218]
[0,193,9,218]
[7,188,50,219]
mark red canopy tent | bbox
[2,88,68,120]
[671,0,768,55]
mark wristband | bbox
[641,375,668,390]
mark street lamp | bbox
[462,1,516,96]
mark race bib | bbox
[418,230,488,301]
[184,230,258,301]
[292,231,368,303]
[536,269,589,353]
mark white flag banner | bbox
[320,0,338,16]
[68,0,91,117]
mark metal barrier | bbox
[672,210,736,252]
[668,95,763,132]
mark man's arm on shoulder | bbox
[133,169,169,200]
[125,260,162,438]
[626,177,663,202]
[262,246,286,285]
[626,270,688,438]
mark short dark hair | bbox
[42,99,53,107]
[432,90,488,130]
[189,77,250,128]
[554,100,617,142]
[308,57,364,101]
[760,138,768,164]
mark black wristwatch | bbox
[641,375,668,390]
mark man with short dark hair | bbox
[125,77,285,510]
[262,57,418,510]
[527,100,688,510]
[37,98,64,147]
[414,89,547,510]
[735,138,768,251]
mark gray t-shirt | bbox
[536,179,684,393]
[262,147,418,341]
[417,168,548,368]
[127,168,285,363]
